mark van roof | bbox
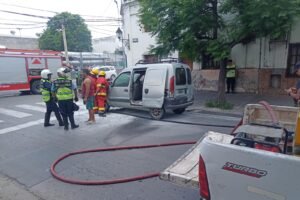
[133,62,187,69]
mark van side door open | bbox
[142,67,167,108]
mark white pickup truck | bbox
[160,104,300,200]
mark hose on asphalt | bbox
[51,107,247,185]
[50,141,196,185]
[110,110,237,128]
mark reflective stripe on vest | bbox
[226,65,236,78]
[54,78,73,100]
[40,79,51,102]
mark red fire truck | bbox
[0,48,63,94]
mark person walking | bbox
[81,68,96,124]
[226,59,237,93]
[40,69,64,127]
[52,67,79,130]
[95,70,109,116]
[286,62,300,106]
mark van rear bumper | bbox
[164,98,193,109]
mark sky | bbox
[0,0,121,39]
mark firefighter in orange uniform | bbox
[95,71,109,116]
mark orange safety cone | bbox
[294,110,300,155]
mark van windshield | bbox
[175,68,186,85]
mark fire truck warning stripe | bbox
[0,108,32,118]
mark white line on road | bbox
[0,110,88,135]
[0,108,32,118]
[0,120,3,123]
[0,119,44,135]
[35,102,45,106]
[16,105,45,112]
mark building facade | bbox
[121,0,178,67]
[121,0,300,94]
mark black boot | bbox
[54,110,64,126]
[62,116,69,130]
[69,114,79,129]
[44,112,55,127]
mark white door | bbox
[142,67,167,108]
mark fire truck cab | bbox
[0,48,63,94]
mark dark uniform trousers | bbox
[45,100,63,126]
[58,99,76,128]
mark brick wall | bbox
[192,69,299,94]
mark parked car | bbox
[107,62,194,119]
[95,66,117,81]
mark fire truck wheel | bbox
[30,80,41,94]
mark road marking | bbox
[0,108,32,118]
[0,109,88,135]
[16,104,45,112]
[0,120,3,123]
[0,119,44,135]
[35,102,45,106]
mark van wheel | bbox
[30,80,41,94]
[149,108,165,120]
[173,108,186,114]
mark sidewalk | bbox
[188,90,293,116]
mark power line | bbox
[0,10,51,19]
[0,2,120,20]
[0,25,46,29]
[0,2,58,14]
[0,22,46,26]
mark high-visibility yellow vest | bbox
[226,64,236,78]
[40,79,51,102]
[54,78,73,101]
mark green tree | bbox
[39,12,92,52]
[139,0,300,102]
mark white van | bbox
[107,62,194,119]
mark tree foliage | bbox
[139,0,300,61]
[39,12,92,52]
[139,0,300,101]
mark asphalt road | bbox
[0,92,240,200]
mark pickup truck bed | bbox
[160,104,300,200]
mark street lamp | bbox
[116,27,130,50]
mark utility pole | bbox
[61,24,69,65]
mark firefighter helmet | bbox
[41,69,52,79]
[57,67,67,77]
[99,70,106,76]
[90,67,99,76]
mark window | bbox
[113,72,130,87]
[202,54,220,69]
[175,68,186,85]
[287,43,300,76]
[186,68,192,85]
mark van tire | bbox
[30,79,41,94]
[149,108,165,120]
[173,108,186,114]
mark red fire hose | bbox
[50,141,196,185]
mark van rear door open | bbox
[142,67,167,108]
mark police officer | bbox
[52,68,79,130]
[40,69,64,127]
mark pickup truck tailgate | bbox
[160,140,200,189]
[160,132,233,189]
